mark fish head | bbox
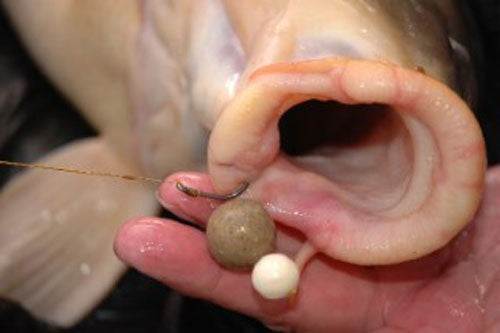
[193,1,486,264]
[2,0,486,265]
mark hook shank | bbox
[176,181,249,201]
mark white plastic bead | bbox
[251,253,299,299]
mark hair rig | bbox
[175,180,300,301]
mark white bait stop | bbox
[176,181,304,300]
[251,253,299,300]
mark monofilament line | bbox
[0,160,163,184]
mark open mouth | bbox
[278,100,414,213]
[208,58,485,265]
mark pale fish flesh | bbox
[0,0,485,327]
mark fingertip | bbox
[113,217,298,323]
[156,178,178,212]
[156,172,221,225]
[159,172,212,200]
[113,216,222,292]
[113,217,167,268]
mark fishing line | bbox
[0,160,251,200]
[0,160,163,184]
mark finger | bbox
[113,217,291,317]
[157,172,221,227]
[113,217,381,332]
[157,173,306,256]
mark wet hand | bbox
[114,167,500,332]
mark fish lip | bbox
[209,58,485,192]
[207,57,486,265]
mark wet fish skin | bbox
[0,0,484,328]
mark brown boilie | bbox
[206,199,276,270]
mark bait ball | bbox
[251,253,299,299]
[206,199,275,270]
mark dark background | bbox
[0,1,498,332]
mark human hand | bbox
[114,167,500,332]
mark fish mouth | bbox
[208,58,486,265]
[278,99,414,213]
